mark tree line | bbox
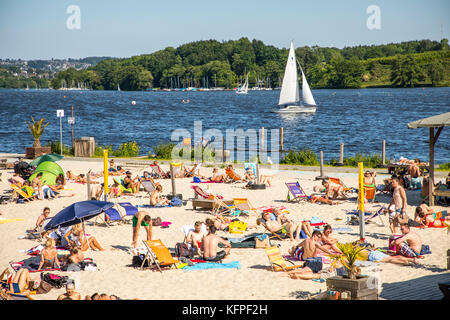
[2,38,449,90]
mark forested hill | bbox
[29,38,450,90]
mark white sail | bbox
[236,74,248,94]
[301,69,316,106]
[278,41,299,106]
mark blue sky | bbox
[0,0,448,59]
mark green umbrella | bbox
[30,153,64,167]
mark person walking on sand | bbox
[388,177,408,234]
[201,225,231,262]
[131,211,152,248]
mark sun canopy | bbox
[407,112,450,129]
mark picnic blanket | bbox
[182,261,241,271]
[136,204,172,208]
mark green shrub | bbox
[438,162,450,170]
[327,153,384,168]
[153,143,176,159]
[94,144,113,157]
[46,140,74,156]
[114,141,140,157]
[280,149,319,165]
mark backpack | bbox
[152,217,162,226]
[40,273,69,289]
[175,242,194,258]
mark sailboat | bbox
[274,41,316,113]
[236,73,249,94]
[117,84,121,91]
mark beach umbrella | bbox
[43,200,114,231]
[30,153,64,167]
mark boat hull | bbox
[273,105,316,113]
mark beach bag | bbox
[41,273,69,289]
[255,234,271,248]
[152,217,162,226]
[36,280,53,294]
[388,235,402,253]
[132,255,149,268]
[193,176,202,183]
[228,221,247,234]
[175,242,194,258]
[170,197,183,207]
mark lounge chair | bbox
[225,167,241,182]
[364,184,377,203]
[141,179,156,195]
[150,163,170,179]
[141,240,180,272]
[286,182,308,202]
[184,162,202,178]
[113,178,133,194]
[256,218,289,241]
[95,202,138,227]
[191,185,233,211]
[10,184,35,202]
[329,177,355,194]
[265,246,303,272]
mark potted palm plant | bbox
[326,242,379,300]
[25,117,51,159]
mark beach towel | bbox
[25,244,69,256]
[10,261,60,273]
[161,221,172,228]
[0,218,25,224]
[182,261,241,271]
[136,204,172,208]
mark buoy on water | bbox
[131,101,136,105]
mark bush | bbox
[438,162,450,170]
[46,141,74,156]
[114,141,140,157]
[280,149,319,166]
[327,153,383,168]
[94,144,113,157]
[153,143,176,159]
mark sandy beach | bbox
[0,157,449,300]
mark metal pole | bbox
[71,105,75,149]
[170,164,176,197]
[358,162,365,241]
[59,116,63,155]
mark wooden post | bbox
[280,128,284,152]
[222,137,225,163]
[315,151,328,180]
[338,143,344,166]
[261,127,264,151]
[429,128,435,206]
[382,140,386,166]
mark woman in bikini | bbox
[65,224,104,252]
[38,238,61,270]
[415,204,449,228]
[210,168,228,182]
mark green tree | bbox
[428,60,444,86]
[390,55,421,87]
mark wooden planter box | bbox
[326,276,379,300]
[25,147,51,159]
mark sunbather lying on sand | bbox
[262,211,305,241]
[414,203,449,228]
[210,168,229,182]
[271,208,313,237]
[1,267,39,295]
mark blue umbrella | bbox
[44,200,114,231]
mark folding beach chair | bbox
[265,246,303,272]
[191,185,233,211]
[150,163,170,179]
[232,198,257,216]
[95,202,138,227]
[184,162,202,178]
[364,184,377,203]
[256,218,289,241]
[141,179,156,195]
[10,184,35,202]
[286,182,308,202]
[225,167,242,182]
[329,177,355,194]
[141,240,180,272]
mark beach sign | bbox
[68,117,75,124]
[57,109,64,117]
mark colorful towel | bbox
[136,204,172,208]
[10,261,60,273]
[26,244,69,256]
[0,218,25,224]
[182,261,241,271]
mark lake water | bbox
[0,87,449,163]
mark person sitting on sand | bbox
[108,159,125,176]
[225,164,241,182]
[394,224,426,258]
[388,177,408,234]
[34,207,51,231]
[150,185,170,206]
[124,171,141,193]
[271,208,313,238]
[185,221,207,256]
[10,173,25,187]
[244,167,256,181]
[262,211,303,241]
[38,238,61,270]
[31,172,44,200]
[53,174,66,190]
[210,168,228,182]
[65,224,104,252]
[201,225,231,262]
[66,171,76,181]
[322,178,347,200]
[131,211,152,248]
[57,282,81,300]
[308,194,340,205]
[288,230,336,261]
[205,216,230,232]
[414,203,449,228]
[320,225,343,254]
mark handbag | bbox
[255,234,271,248]
[152,217,162,226]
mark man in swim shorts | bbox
[131,211,152,248]
[201,226,231,262]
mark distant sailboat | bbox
[117,84,121,91]
[274,41,316,113]
[25,83,29,90]
[236,73,249,94]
